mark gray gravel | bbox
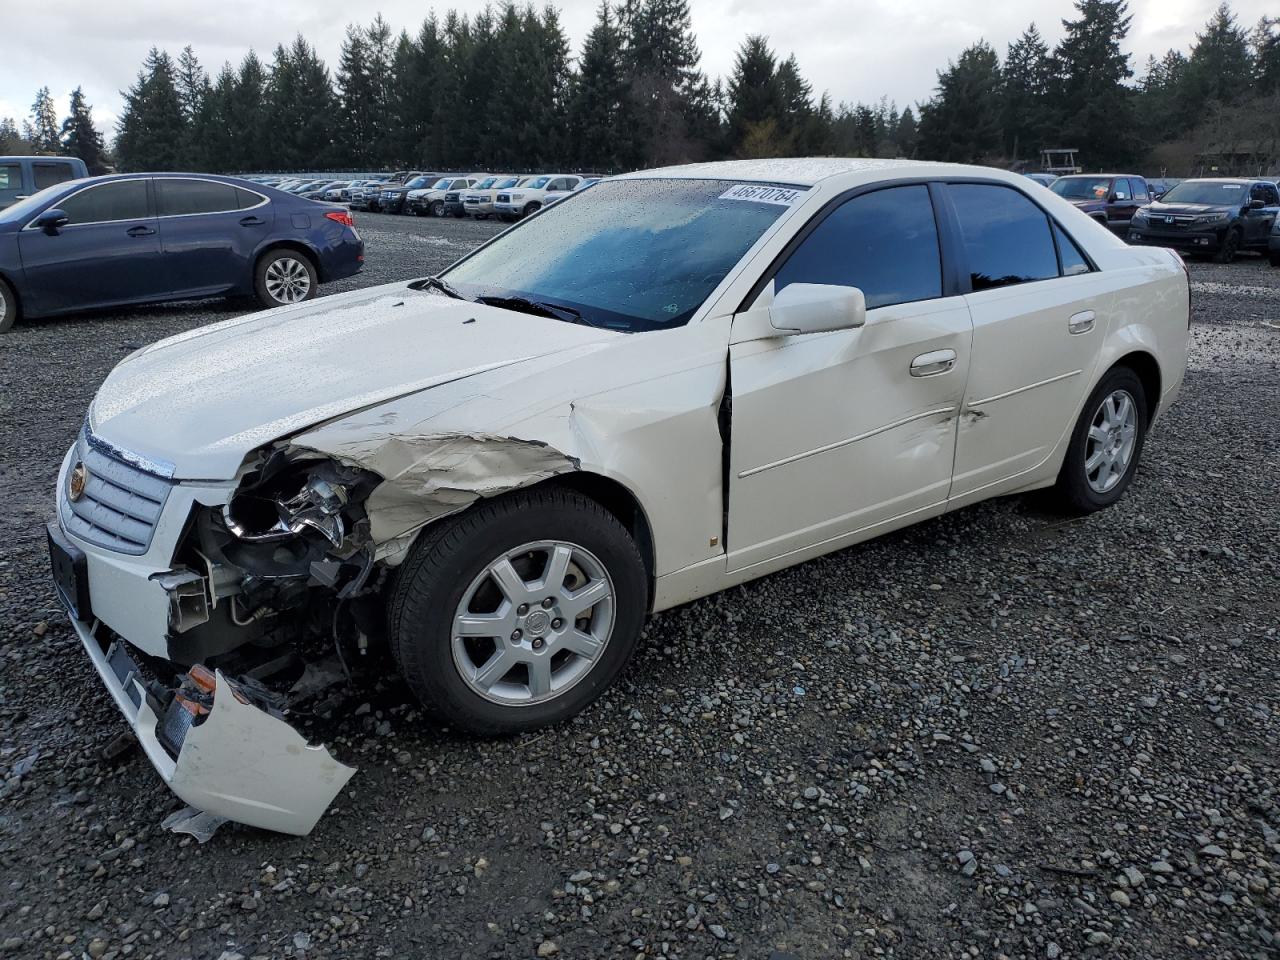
[1,214,1277,959]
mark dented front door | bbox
[726,296,972,572]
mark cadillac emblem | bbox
[68,462,88,502]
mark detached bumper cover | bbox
[65,610,355,835]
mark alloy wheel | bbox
[450,540,615,706]
[264,257,312,304]
[1084,389,1138,494]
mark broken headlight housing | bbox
[215,450,380,584]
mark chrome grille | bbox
[60,429,173,555]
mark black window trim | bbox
[935,178,1099,295]
[153,176,269,220]
[738,177,961,312]
[22,176,155,231]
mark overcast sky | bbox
[1,0,1271,138]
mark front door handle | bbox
[126,225,156,237]
[239,216,266,226]
[1068,310,1096,334]
[910,349,957,377]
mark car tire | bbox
[388,486,648,736]
[1270,252,1280,267]
[1213,228,1241,264]
[0,277,18,334]
[499,213,515,223]
[523,202,542,218]
[254,249,318,309]
[431,200,445,217]
[452,208,465,219]
[1050,366,1148,514]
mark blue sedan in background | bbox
[0,173,364,332]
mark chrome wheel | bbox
[451,540,615,706]
[1085,389,1138,493]
[264,257,312,304]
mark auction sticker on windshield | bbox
[719,184,806,206]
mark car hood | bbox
[88,284,620,479]
[1067,198,1105,211]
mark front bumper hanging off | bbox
[68,608,355,835]
[49,516,355,836]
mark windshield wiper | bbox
[476,295,603,328]
[410,275,469,300]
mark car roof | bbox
[613,158,940,187]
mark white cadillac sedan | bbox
[48,159,1188,834]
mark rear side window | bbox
[1053,223,1091,277]
[774,184,942,310]
[1131,179,1149,202]
[156,179,255,216]
[59,180,150,225]
[948,183,1058,292]
[33,162,76,190]
[0,163,21,203]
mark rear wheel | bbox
[388,487,648,735]
[1050,366,1148,514]
[0,277,18,333]
[1213,227,1241,263]
[254,249,317,308]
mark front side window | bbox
[773,184,942,310]
[445,178,796,332]
[949,183,1059,292]
[1265,184,1280,206]
[1132,179,1149,202]
[1112,179,1130,201]
[33,162,77,190]
[58,180,150,225]
[1051,177,1111,201]
[156,179,249,217]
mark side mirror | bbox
[1248,197,1266,209]
[769,283,867,336]
[35,208,69,234]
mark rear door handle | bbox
[910,349,957,377]
[126,225,156,237]
[239,216,266,226]
[1068,310,1096,334]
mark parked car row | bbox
[1040,172,1280,263]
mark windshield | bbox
[1050,177,1112,200]
[404,177,429,189]
[430,178,452,189]
[495,177,519,189]
[525,176,551,190]
[444,178,799,333]
[1160,181,1247,205]
[475,177,498,189]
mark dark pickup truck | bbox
[0,156,88,209]
[1049,174,1153,235]
[1128,178,1280,263]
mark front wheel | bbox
[0,277,18,333]
[1050,367,1148,513]
[522,202,541,218]
[254,249,318,308]
[388,487,648,735]
[430,200,445,217]
[1213,228,1241,264]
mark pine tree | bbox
[1051,0,1137,167]
[569,3,630,170]
[1001,25,1053,161]
[175,46,210,168]
[60,87,107,173]
[0,118,26,154]
[1183,4,1254,108]
[726,36,784,156]
[115,48,188,170]
[393,16,447,165]
[1255,17,1280,94]
[918,42,1003,162]
[28,87,60,154]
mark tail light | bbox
[325,210,355,229]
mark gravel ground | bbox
[0,213,1276,960]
